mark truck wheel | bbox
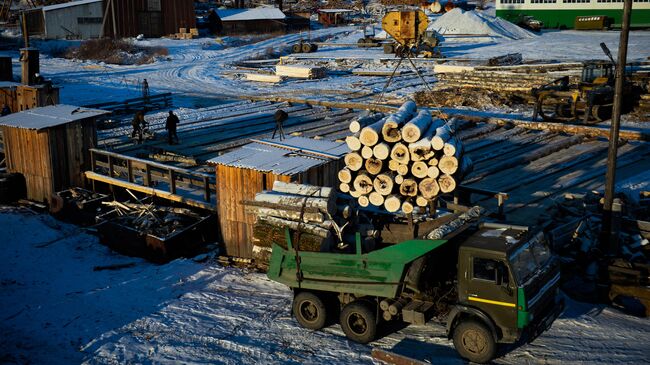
[292,44,302,53]
[452,320,496,364]
[340,301,376,344]
[301,43,312,53]
[292,291,327,330]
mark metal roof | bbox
[207,137,346,175]
[0,81,20,88]
[217,7,286,21]
[42,0,103,12]
[318,8,354,13]
[0,104,109,130]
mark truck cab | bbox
[448,223,564,362]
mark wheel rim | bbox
[299,300,319,323]
[461,329,488,355]
[346,312,368,336]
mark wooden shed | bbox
[217,7,287,35]
[103,0,196,38]
[0,105,109,204]
[207,137,347,258]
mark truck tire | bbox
[340,301,376,344]
[452,319,496,364]
[292,44,302,53]
[301,43,312,53]
[292,291,327,330]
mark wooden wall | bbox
[104,0,196,38]
[3,118,97,204]
[215,158,344,258]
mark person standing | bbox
[165,110,180,145]
[131,111,145,144]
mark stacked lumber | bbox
[339,100,473,214]
[245,73,286,83]
[276,65,327,79]
[174,27,198,39]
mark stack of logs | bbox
[339,100,472,214]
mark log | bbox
[388,159,400,171]
[381,100,417,142]
[395,175,404,185]
[426,206,484,240]
[438,174,457,193]
[431,119,457,150]
[245,206,324,223]
[345,152,363,171]
[402,110,433,143]
[369,191,385,206]
[373,142,391,160]
[416,196,429,207]
[390,143,410,164]
[339,182,350,193]
[419,178,440,199]
[272,181,333,198]
[253,222,329,251]
[365,157,383,175]
[439,155,459,175]
[350,113,384,134]
[443,137,463,157]
[255,192,334,214]
[402,200,415,214]
[411,161,429,178]
[353,171,374,194]
[345,134,362,151]
[399,179,418,197]
[358,195,370,207]
[258,216,331,237]
[384,195,402,213]
[361,145,374,159]
[359,118,386,147]
[338,168,353,183]
[349,189,362,198]
[428,158,438,166]
[373,172,395,196]
[427,166,440,179]
[396,164,409,176]
[458,155,474,180]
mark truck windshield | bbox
[509,233,551,284]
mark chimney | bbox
[20,48,39,85]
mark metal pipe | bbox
[602,0,633,254]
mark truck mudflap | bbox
[525,296,565,342]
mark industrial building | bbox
[217,7,287,34]
[22,0,104,40]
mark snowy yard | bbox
[1,208,648,364]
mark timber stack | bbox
[339,100,473,214]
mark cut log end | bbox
[438,174,457,193]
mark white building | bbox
[29,0,105,40]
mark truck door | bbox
[465,256,517,337]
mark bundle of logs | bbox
[339,100,473,214]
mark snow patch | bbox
[429,8,535,40]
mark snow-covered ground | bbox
[1,207,648,364]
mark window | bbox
[500,0,525,4]
[530,0,557,3]
[473,258,509,285]
[597,0,623,2]
[563,0,591,3]
[77,17,102,24]
[148,0,161,11]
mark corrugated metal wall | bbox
[43,2,104,39]
[104,0,196,38]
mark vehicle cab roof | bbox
[460,223,531,257]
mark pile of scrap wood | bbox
[339,100,472,214]
[99,200,204,237]
[547,191,650,315]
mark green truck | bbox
[267,221,564,363]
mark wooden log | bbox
[394,175,404,185]
[439,155,459,175]
[272,181,333,198]
[402,200,415,214]
[407,120,440,161]
[399,179,418,197]
[381,100,417,142]
[384,195,402,213]
[345,152,363,171]
[339,182,350,193]
[373,142,391,160]
[345,134,362,151]
[388,159,400,171]
[338,168,353,183]
[361,146,374,159]
[360,118,386,147]
[431,119,457,150]
[419,178,440,199]
[427,166,440,179]
[374,172,395,196]
[443,136,463,157]
[358,195,370,207]
[365,157,383,175]
[349,189,363,198]
[350,113,384,134]
[428,157,439,166]
[253,222,330,251]
[396,164,409,176]
[416,195,429,207]
[258,216,331,237]
[353,171,374,194]
[411,161,429,178]
[438,174,457,193]
[245,206,324,223]
[369,191,385,206]
[255,192,335,214]
[390,143,410,164]
[458,155,474,180]
[402,110,433,143]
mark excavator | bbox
[531,43,633,124]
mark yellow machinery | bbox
[381,10,441,58]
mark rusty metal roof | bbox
[207,136,346,175]
[0,104,109,130]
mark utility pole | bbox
[601,0,633,254]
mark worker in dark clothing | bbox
[1,104,11,116]
[165,110,180,145]
[272,109,288,139]
[131,111,145,144]
[207,9,223,35]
